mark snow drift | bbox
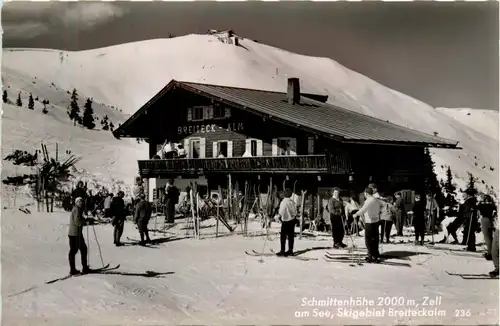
[3,33,498,192]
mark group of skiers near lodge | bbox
[66,179,499,278]
[277,182,498,276]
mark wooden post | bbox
[216,186,222,238]
[56,143,58,162]
[299,190,307,239]
[228,174,232,221]
[196,192,201,239]
[189,187,197,239]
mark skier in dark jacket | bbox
[72,181,87,205]
[111,191,126,246]
[68,197,94,275]
[412,194,426,245]
[134,194,152,245]
[164,180,180,223]
[394,191,407,236]
[461,195,478,252]
[328,187,347,249]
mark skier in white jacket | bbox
[276,188,297,257]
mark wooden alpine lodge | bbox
[113,78,459,220]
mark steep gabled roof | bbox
[114,80,459,149]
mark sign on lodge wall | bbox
[177,122,244,135]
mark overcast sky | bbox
[2,1,498,110]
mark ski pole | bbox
[87,225,90,267]
[91,224,105,268]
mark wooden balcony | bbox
[138,154,350,178]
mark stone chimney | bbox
[287,78,300,105]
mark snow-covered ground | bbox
[3,33,498,192]
[2,209,498,325]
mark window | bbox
[250,140,258,156]
[213,105,225,118]
[217,141,228,157]
[190,139,201,158]
[192,107,204,121]
[278,139,291,156]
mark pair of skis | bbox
[323,251,411,267]
[46,264,120,284]
[245,250,318,261]
[445,271,499,280]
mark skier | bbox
[275,188,297,257]
[68,197,94,275]
[425,192,440,234]
[394,191,407,236]
[327,187,347,249]
[344,191,361,236]
[380,195,395,243]
[412,194,426,245]
[104,193,113,218]
[71,181,87,205]
[132,177,145,206]
[134,194,152,245]
[164,179,180,223]
[490,220,499,277]
[111,191,126,246]
[460,194,479,252]
[478,194,497,260]
[353,187,383,263]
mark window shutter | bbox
[257,140,263,156]
[199,138,206,158]
[308,137,315,154]
[208,106,214,119]
[187,108,192,121]
[212,141,218,158]
[184,138,190,158]
[225,107,231,118]
[227,141,233,158]
[272,139,278,156]
[245,139,252,155]
[289,138,297,156]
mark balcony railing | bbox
[138,154,350,177]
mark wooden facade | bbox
[115,79,458,200]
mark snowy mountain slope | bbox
[3,34,498,191]
[1,67,148,197]
[436,107,498,141]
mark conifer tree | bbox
[42,100,48,114]
[423,148,444,206]
[464,172,478,197]
[68,89,81,126]
[101,115,109,131]
[109,122,114,132]
[28,93,34,110]
[16,92,22,107]
[442,166,458,210]
[3,90,8,103]
[82,98,96,129]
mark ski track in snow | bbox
[2,210,498,325]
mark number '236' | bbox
[455,309,471,317]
